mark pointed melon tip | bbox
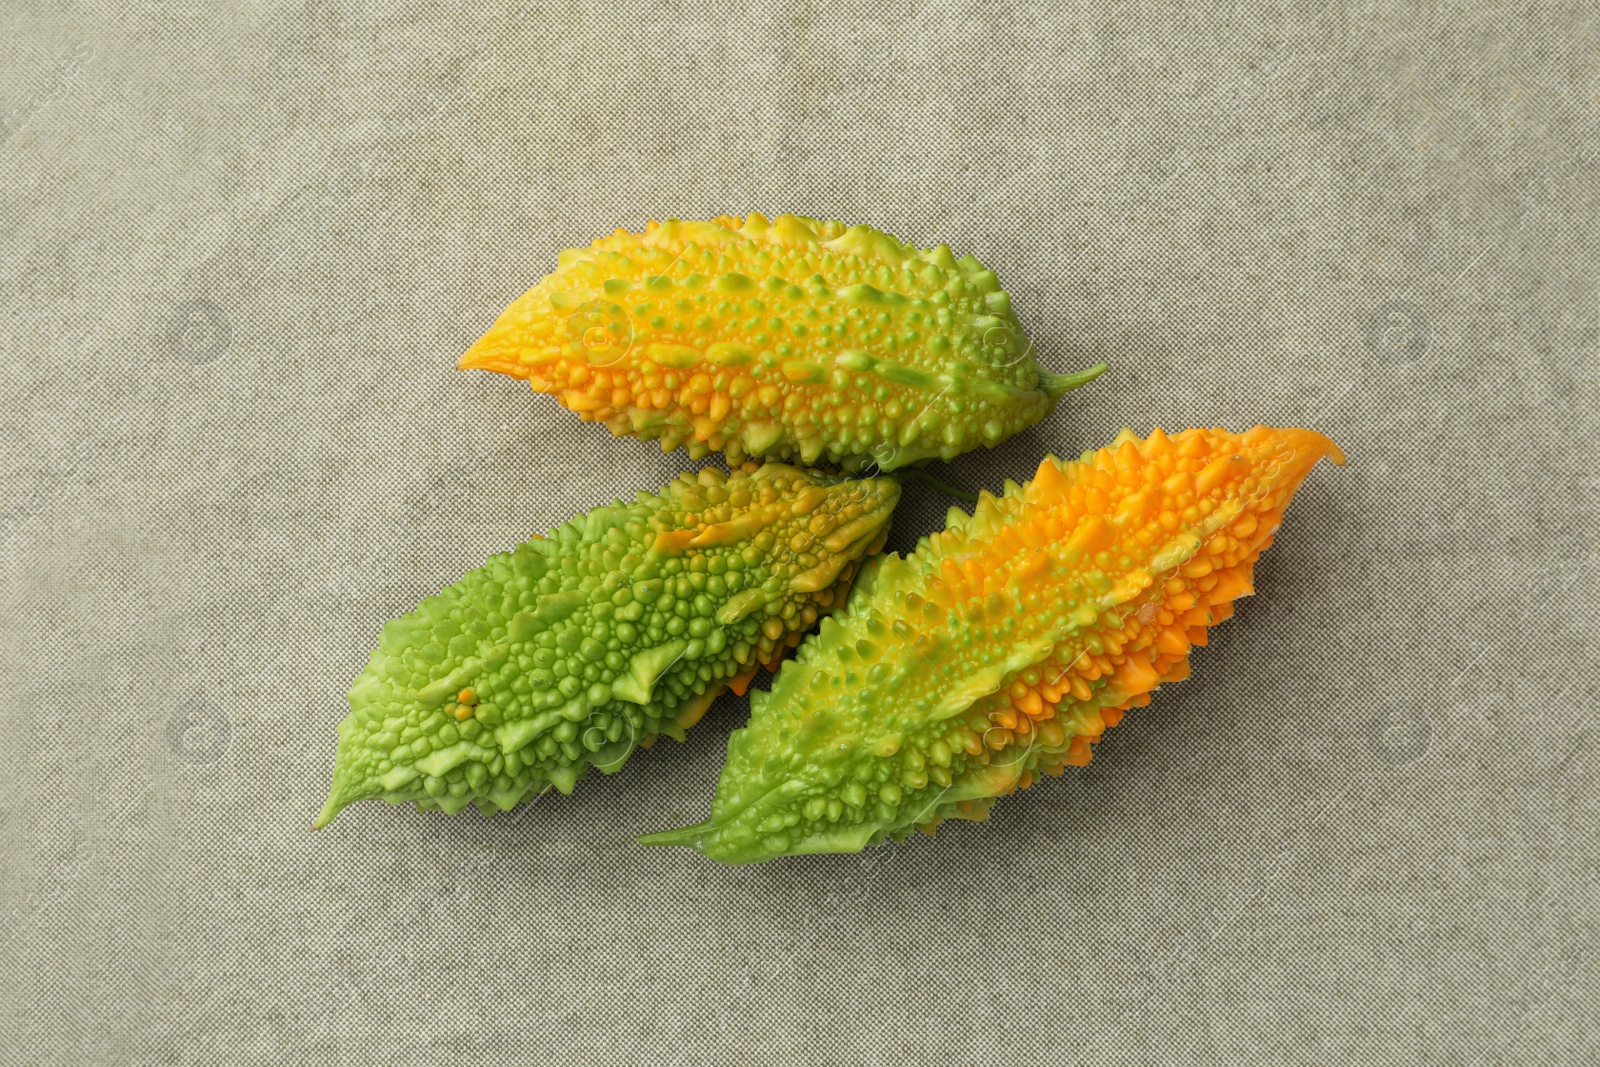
[637,822,709,849]
[456,337,494,372]
[1276,426,1347,468]
[457,333,530,377]
[314,771,372,830]
[312,795,344,831]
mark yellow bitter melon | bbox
[641,426,1343,863]
[316,464,900,828]
[460,214,1105,471]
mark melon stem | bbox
[901,469,980,504]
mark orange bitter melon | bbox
[460,214,1105,471]
[640,426,1343,862]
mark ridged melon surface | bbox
[318,464,900,828]
[461,214,1104,470]
[641,426,1343,862]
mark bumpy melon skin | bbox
[460,213,1105,471]
[640,426,1343,863]
[316,464,899,829]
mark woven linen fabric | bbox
[2,2,1597,1064]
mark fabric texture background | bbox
[2,3,1596,1064]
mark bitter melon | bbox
[460,214,1105,471]
[315,464,900,828]
[640,426,1343,863]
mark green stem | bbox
[1039,362,1109,399]
[900,469,980,505]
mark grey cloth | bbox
[3,2,1596,1064]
